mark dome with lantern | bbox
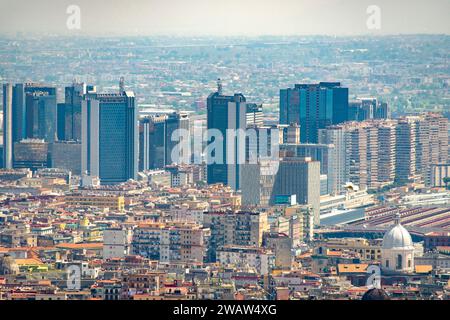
[382,219,414,250]
[380,214,415,274]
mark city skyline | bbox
[0,1,449,306]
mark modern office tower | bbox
[395,118,417,184]
[37,94,57,143]
[2,84,13,168]
[246,103,264,127]
[207,90,247,190]
[139,112,189,171]
[49,141,82,175]
[81,91,138,185]
[165,111,190,165]
[241,159,279,206]
[280,143,336,195]
[279,82,348,143]
[63,83,86,141]
[3,83,57,168]
[59,83,96,141]
[318,126,347,195]
[271,157,321,225]
[23,85,57,143]
[348,98,389,121]
[139,114,167,170]
[131,222,208,263]
[2,83,28,168]
[13,139,49,171]
[203,211,268,262]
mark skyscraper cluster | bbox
[2,81,139,185]
[2,79,448,198]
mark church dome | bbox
[382,214,413,250]
[362,288,390,300]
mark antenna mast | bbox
[119,76,125,94]
[217,78,223,95]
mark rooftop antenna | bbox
[217,78,223,95]
[119,76,125,94]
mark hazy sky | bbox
[0,0,449,36]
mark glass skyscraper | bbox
[138,112,190,171]
[82,91,138,185]
[280,82,349,143]
[206,91,247,190]
[2,83,56,168]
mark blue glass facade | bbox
[280,82,348,143]
[83,92,138,185]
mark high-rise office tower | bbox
[2,84,13,168]
[139,114,167,170]
[280,143,336,196]
[241,159,279,206]
[24,85,57,142]
[207,88,247,190]
[271,157,321,225]
[280,82,349,143]
[3,83,56,168]
[63,82,96,141]
[165,111,190,165]
[139,112,190,171]
[37,94,57,143]
[81,91,138,185]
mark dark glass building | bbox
[2,83,56,168]
[63,83,96,141]
[207,91,247,190]
[139,111,190,171]
[280,82,349,143]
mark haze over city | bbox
[0,0,449,36]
